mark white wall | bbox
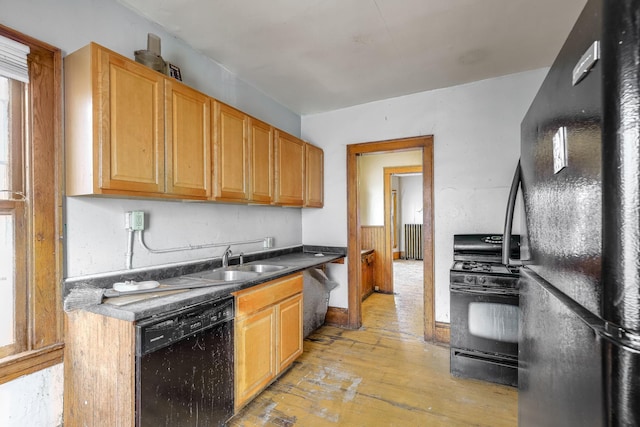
[0,0,299,135]
[301,68,547,322]
[0,0,302,424]
[0,365,63,427]
[399,175,423,226]
[358,151,422,226]
[66,198,302,277]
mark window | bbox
[0,75,27,359]
[0,25,62,384]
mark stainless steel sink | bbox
[236,264,287,273]
[196,269,260,282]
[183,263,288,284]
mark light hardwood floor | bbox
[229,261,517,426]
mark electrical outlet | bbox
[125,211,145,231]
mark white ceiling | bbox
[118,0,587,115]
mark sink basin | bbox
[196,269,260,282]
[237,264,287,273]
[184,263,287,284]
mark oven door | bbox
[450,283,519,357]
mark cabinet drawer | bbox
[235,273,303,317]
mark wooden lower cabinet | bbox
[64,274,304,424]
[235,307,277,406]
[64,310,136,427]
[233,273,304,410]
[277,293,303,371]
[361,250,375,300]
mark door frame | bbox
[346,135,435,341]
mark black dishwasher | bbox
[136,296,234,427]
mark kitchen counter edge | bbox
[81,252,344,322]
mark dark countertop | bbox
[83,251,344,322]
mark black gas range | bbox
[449,234,520,387]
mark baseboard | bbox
[393,252,400,260]
[361,290,374,301]
[324,306,349,327]
[435,321,450,345]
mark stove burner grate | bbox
[461,261,493,272]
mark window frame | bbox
[0,24,63,384]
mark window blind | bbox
[0,35,29,83]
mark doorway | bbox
[384,165,423,294]
[346,136,435,341]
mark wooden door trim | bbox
[382,165,422,294]
[347,135,435,341]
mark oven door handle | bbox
[450,285,518,297]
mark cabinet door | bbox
[249,118,274,203]
[235,307,276,409]
[305,143,324,207]
[214,102,249,201]
[97,47,165,193]
[274,131,305,206]
[361,257,369,300]
[165,80,211,198]
[361,254,374,300]
[277,293,303,372]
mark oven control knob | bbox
[464,276,474,283]
[478,277,486,284]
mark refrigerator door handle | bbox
[502,160,526,265]
[523,267,640,354]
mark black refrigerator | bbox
[502,0,640,425]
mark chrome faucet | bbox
[222,246,232,267]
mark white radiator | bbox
[404,224,423,260]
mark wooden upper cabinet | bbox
[65,43,324,206]
[248,118,274,203]
[274,130,305,206]
[305,143,324,208]
[165,80,211,198]
[213,102,249,201]
[65,43,165,196]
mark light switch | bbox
[553,127,568,174]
